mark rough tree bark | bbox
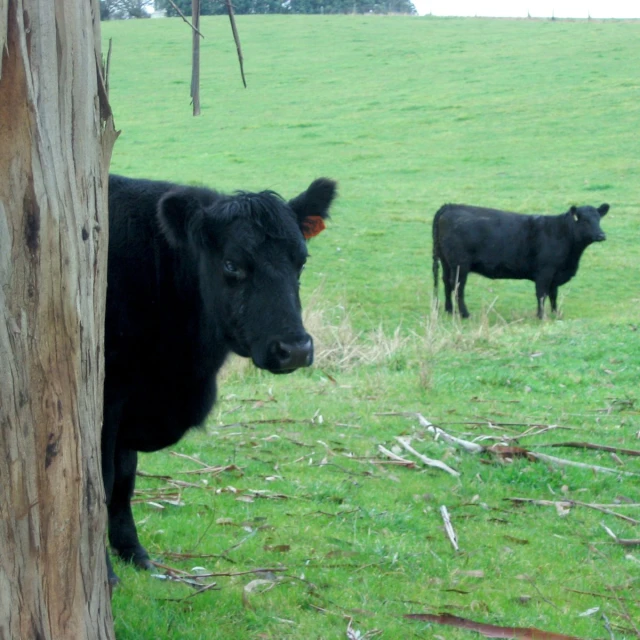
[0,0,117,638]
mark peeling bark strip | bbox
[0,0,116,638]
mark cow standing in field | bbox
[432,202,609,319]
[104,174,337,583]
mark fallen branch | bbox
[152,560,287,578]
[394,437,460,477]
[528,451,640,477]
[508,498,640,525]
[216,418,308,429]
[346,616,382,639]
[427,425,484,453]
[542,441,640,457]
[162,551,223,561]
[601,524,640,546]
[404,612,582,639]
[508,424,568,440]
[377,445,417,468]
[169,452,241,476]
[440,505,459,551]
[564,586,640,605]
[421,422,537,462]
[389,414,640,479]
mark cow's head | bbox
[157,178,337,374]
[569,203,609,244]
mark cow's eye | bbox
[223,260,244,279]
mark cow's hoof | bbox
[134,555,155,571]
[114,545,154,571]
[108,571,121,589]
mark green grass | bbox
[102,15,640,639]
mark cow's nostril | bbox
[271,341,292,361]
[270,338,313,371]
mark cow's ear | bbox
[157,190,204,247]
[598,203,610,217]
[289,178,337,240]
[570,206,579,222]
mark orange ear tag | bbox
[302,216,326,239]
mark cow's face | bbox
[157,179,337,374]
[570,203,609,245]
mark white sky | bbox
[413,1,640,18]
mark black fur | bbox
[104,174,337,583]
[433,202,608,319]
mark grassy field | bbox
[102,15,639,639]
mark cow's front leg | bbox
[549,285,559,314]
[535,277,551,319]
[102,391,125,585]
[108,445,153,570]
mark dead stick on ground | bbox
[601,612,615,640]
[440,505,459,551]
[383,414,639,479]
[413,415,497,453]
[525,576,561,611]
[506,424,567,440]
[528,451,640,477]
[508,498,640,525]
[394,437,460,477]
[601,524,640,546]
[377,445,417,467]
[426,424,485,453]
[575,502,640,525]
[171,450,210,466]
[152,560,288,579]
[541,441,640,457]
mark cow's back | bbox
[434,204,542,280]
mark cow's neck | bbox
[163,249,229,379]
[559,213,589,275]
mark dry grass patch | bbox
[308,293,542,371]
[219,293,555,383]
[304,299,407,371]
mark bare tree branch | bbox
[166,0,205,38]
[226,0,247,88]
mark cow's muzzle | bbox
[263,337,314,373]
[595,233,606,241]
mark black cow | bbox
[104,174,337,583]
[432,203,609,319]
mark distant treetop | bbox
[100,0,417,19]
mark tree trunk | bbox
[0,0,117,638]
[191,0,201,116]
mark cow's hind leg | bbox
[455,266,471,318]
[108,445,153,570]
[442,263,454,314]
